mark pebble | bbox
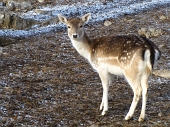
[6,1,15,11]
[0,14,4,24]
[158,112,163,117]
[159,15,167,20]
[104,20,112,26]
[138,27,164,38]
[38,0,45,3]
[34,9,48,14]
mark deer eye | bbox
[80,25,83,28]
[68,26,70,28]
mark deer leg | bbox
[98,71,110,115]
[138,74,149,122]
[100,74,113,111]
[100,93,104,111]
[125,77,142,121]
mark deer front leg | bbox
[100,73,113,111]
[100,94,104,111]
[98,71,110,115]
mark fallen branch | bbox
[153,70,170,78]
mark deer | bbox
[58,13,161,122]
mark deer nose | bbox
[73,34,78,38]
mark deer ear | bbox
[82,13,91,23]
[58,14,68,24]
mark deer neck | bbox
[70,32,91,60]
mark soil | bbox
[0,5,170,127]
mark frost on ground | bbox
[0,3,170,126]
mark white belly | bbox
[91,62,124,76]
[107,65,124,76]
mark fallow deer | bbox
[58,13,161,122]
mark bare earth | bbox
[0,6,170,127]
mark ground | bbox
[0,6,170,127]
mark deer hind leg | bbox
[138,73,149,122]
[98,70,111,115]
[125,75,142,121]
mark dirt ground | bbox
[0,5,170,127]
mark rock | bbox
[138,28,147,36]
[148,27,155,33]
[0,35,26,46]
[0,10,39,30]
[6,1,15,11]
[145,32,151,38]
[3,12,11,29]
[12,15,39,30]
[37,0,44,3]
[0,36,14,46]
[158,112,163,117]
[34,9,49,15]
[104,20,112,26]
[4,0,31,3]
[5,0,32,11]
[0,0,57,30]
[138,27,164,38]
[149,27,164,37]
[159,15,167,20]
[41,16,59,26]
[0,13,5,24]
[158,44,166,48]
[153,70,170,78]
[0,0,59,30]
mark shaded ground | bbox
[0,6,170,127]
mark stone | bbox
[0,10,39,30]
[41,16,59,26]
[0,36,13,46]
[37,0,44,3]
[5,0,32,11]
[6,1,15,11]
[4,0,31,3]
[0,13,5,24]
[34,9,49,15]
[138,28,147,36]
[138,27,164,38]
[159,15,167,20]
[158,112,163,117]
[104,20,112,26]
[4,13,11,29]
[0,0,60,30]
